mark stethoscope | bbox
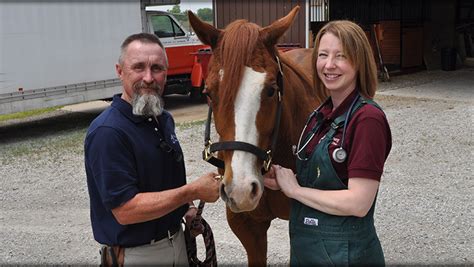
[294,93,360,163]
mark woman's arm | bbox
[272,165,379,217]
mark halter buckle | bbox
[275,55,284,76]
[203,141,213,161]
[263,150,272,172]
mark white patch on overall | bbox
[232,67,267,185]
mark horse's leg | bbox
[226,207,271,267]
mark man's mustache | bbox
[133,81,161,92]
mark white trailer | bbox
[0,0,197,115]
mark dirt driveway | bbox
[0,68,472,265]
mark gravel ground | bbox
[0,68,473,265]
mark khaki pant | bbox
[123,227,189,266]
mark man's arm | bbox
[112,172,219,225]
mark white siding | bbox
[0,1,142,93]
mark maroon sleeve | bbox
[347,106,392,181]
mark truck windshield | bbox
[151,15,185,38]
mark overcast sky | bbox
[146,0,212,12]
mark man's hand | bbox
[191,172,221,202]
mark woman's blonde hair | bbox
[312,20,378,98]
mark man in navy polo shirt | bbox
[84,33,221,266]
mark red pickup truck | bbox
[149,11,211,99]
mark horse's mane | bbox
[218,20,260,108]
[216,20,325,109]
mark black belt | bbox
[150,224,181,244]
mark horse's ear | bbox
[188,11,221,49]
[260,6,300,46]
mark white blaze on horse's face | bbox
[227,66,266,211]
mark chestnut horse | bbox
[189,7,325,266]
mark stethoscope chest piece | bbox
[332,147,347,163]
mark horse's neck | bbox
[273,63,318,170]
[282,59,318,136]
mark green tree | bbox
[168,4,187,27]
[167,4,181,14]
[197,8,213,23]
[166,5,213,32]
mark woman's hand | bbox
[263,165,281,190]
[273,164,300,198]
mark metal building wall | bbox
[213,0,307,47]
[0,1,142,92]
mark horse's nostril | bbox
[250,181,259,198]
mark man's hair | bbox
[118,32,168,67]
[312,20,378,98]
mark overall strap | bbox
[325,97,367,138]
[363,97,382,110]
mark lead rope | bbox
[184,200,217,267]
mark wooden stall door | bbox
[402,27,424,68]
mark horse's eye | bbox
[267,85,277,97]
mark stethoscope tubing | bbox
[295,93,360,162]
[294,98,330,161]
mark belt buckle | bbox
[167,229,173,241]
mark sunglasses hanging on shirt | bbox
[153,116,183,163]
[158,139,183,162]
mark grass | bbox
[0,128,87,165]
[0,119,203,164]
[0,109,205,165]
[176,119,206,129]
[0,106,62,122]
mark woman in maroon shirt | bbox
[265,20,392,266]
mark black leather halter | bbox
[202,55,284,173]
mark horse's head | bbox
[189,7,300,212]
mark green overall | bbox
[290,96,385,266]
